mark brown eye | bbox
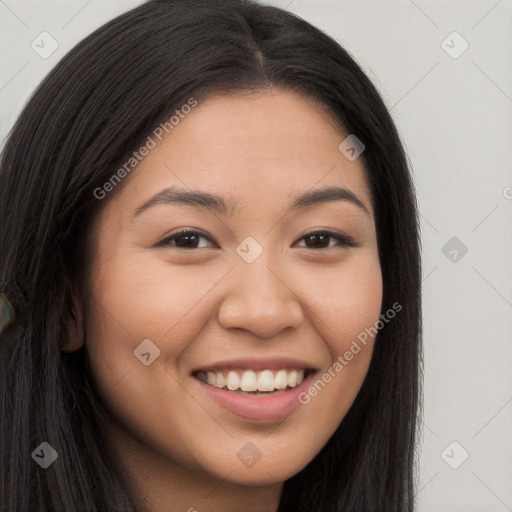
[156,230,216,250]
[156,229,357,251]
[295,230,357,249]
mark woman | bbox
[0,0,422,510]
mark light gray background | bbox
[1,1,511,510]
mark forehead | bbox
[109,88,373,218]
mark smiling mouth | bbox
[193,368,314,395]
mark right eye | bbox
[156,230,218,250]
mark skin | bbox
[64,88,383,512]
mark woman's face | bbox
[82,88,382,487]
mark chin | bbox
[196,447,314,487]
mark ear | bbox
[60,288,85,353]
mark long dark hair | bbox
[0,0,422,510]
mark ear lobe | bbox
[60,290,85,353]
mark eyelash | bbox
[156,229,358,251]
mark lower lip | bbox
[192,373,315,422]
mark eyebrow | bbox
[133,185,371,218]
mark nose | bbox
[217,256,304,338]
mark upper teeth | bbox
[196,369,306,392]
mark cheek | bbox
[299,251,383,353]
[293,252,382,422]
[86,245,382,402]
[85,253,215,368]
[83,254,223,470]
[329,264,383,354]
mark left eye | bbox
[156,229,357,250]
[293,230,358,249]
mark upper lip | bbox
[191,357,319,374]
